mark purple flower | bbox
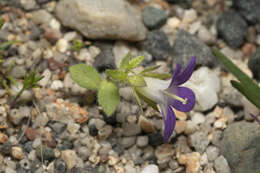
[137,57,196,142]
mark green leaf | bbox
[213,48,260,109]
[98,80,120,116]
[0,18,4,29]
[135,89,159,111]
[106,69,127,82]
[128,75,146,87]
[0,40,18,53]
[126,56,144,70]
[133,87,143,115]
[231,80,260,109]
[140,65,161,73]
[143,73,171,80]
[69,64,102,90]
[119,52,132,70]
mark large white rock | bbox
[140,165,159,173]
[184,67,220,111]
[56,0,147,41]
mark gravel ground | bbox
[0,0,260,173]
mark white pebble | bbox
[50,80,64,90]
[141,164,159,173]
[56,39,69,53]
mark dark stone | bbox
[233,0,260,24]
[148,132,163,147]
[54,159,67,173]
[49,122,67,134]
[57,140,73,151]
[142,30,172,60]
[23,141,33,153]
[36,0,51,4]
[220,121,260,173]
[36,146,55,161]
[89,124,98,137]
[142,6,167,30]
[102,113,117,126]
[248,48,260,80]
[217,10,248,48]
[0,0,20,7]
[165,0,192,7]
[172,30,216,67]
[93,41,116,72]
[0,141,12,155]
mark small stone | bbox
[25,128,37,141]
[155,144,174,162]
[183,9,197,24]
[214,156,231,173]
[19,159,31,170]
[169,160,179,170]
[0,133,8,144]
[9,106,30,125]
[5,167,16,173]
[50,80,64,90]
[36,146,55,161]
[142,30,172,60]
[206,146,220,162]
[217,10,247,48]
[248,48,260,80]
[185,120,198,135]
[184,67,220,111]
[10,66,26,79]
[175,109,187,120]
[189,131,210,153]
[61,150,78,171]
[89,124,98,137]
[21,0,38,10]
[136,136,149,148]
[39,69,52,87]
[139,116,155,133]
[122,123,141,136]
[56,39,69,53]
[11,147,24,160]
[31,10,53,25]
[140,164,159,173]
[200,153,208,166]
[191,112,206,125]
[54,159,67,173]
[242,43,256,57]
[178,152,200,173]
[198,26,215,44]
[175,120,186,134]
[120,136,136,149]
[142,6,167,30]
[67,122,80,134]
[148,132,163,147]
[98,125,113,139]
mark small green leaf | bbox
[69,64,102,90]
[126,56,144,70]
[143,73,171,80]
[0,18,4,29]
[106,69,127,82]
[141,65,161,74]
[98,80,120,116]
[128,75,146,87]
[133,87,143,115]
[231,80,260,109]
[119,52,132,70]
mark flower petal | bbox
[169,63,182,88]
[173,56,196,85]
[167,87,195,112]
[160,105,176,142]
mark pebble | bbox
[155,144,174,163]
[19,159,31,170]
[217,10,247,48]
[67,122,80,135]
[54,159,67,173]
[185,120,199,135]
[56,39,69,53]
[11,147,24,160]
[183,9,197,24]
[178,152,200,173]
[36,145,55,161]
[9,106,30,125]
[120,136,136,149]
[39,69,52,87]
[122,123,141,136]
[189,131,210,153]
[248,48,260,80]
[139,116,155,133]
[140,164,159,173]
[98,125,113,139]
[136,136,149,148]
[148,132,163,147]
[21,0,38,10]
[206,146,220,162]
[214,156,231,173]
[198,26,215,44]
[56,0,147,41]
[31,10,53,25]
[142,6,167,30]
[175,120,186,134]
[0,133,8,144]
[191,112,206,125]
[61,150,78,171]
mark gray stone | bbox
[206,146,220,162]
[54,159,67,173]
[121,136,136,149]
[122,123,141,136]
[142,6,167,30]
[214,156,231,173]
[189,131,210,153]
[36,146,55,161]
[142,30,172,60]
[217,10,247,48]
[93,41,115,71]
[136,136,149,148]
[9,106,30,125]
[56,0,147,41]
[248,48,260,80]
[10,66,26,79]
[220,122,260,173]
[233,0,260,24]
[172,30,216,67]
[140,164,159,173]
